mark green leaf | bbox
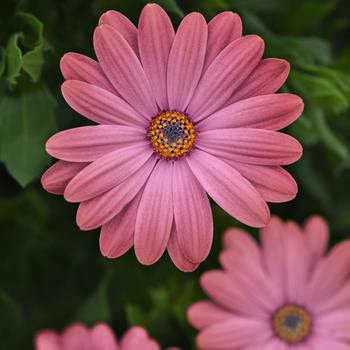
[0,82,57,187]
[5,33,23,85]
[16,12,44,48]
[22,44,44,82]
[145,0,184,17]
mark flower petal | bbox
[94,24,158,118]
[60,53,115,93]
[64,143,152,202]
[227,58,290,105]
[138,3,175,110]
[188,35,264,122]
[223,227,260,257]
[61,80,146,127]
[199,93,304,132]
[173,160,213,263]
[198,128,302,166]
[46,125,145,162]
[41,161,87,195]
[204,11,242,69]
[61,324,90,350]
[134,161,173,265]
[35,331,61,350]
[186,149,270,227]
[304,215,329,259]
[167,12,208,111]
[120,327,160,350]
[90,324,119,350]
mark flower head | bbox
[42,4,303,271]
[188,216,350,349]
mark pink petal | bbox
[167,12,207,111]
[134,161,173,265]
[99,191,142,259]
[64,143,152,202]
[198,128,302,166]
[61,80,146,127]
[46,125,144,162]
[223,228,260,258]
[186,149,270,227]
[187,300,232,329]
[41,161,87,195]
[120,327,160,350]
[227,58,290,105]
[138,4,175,110]
[204,11,242,70]
[94,24,157,118]
[228,162,298,203]
[99,10,138,55]
[35,331,61,350]
[60,53,115,93]
[167,224,200,272]
[90,324,119,350]
[61,324,90,350]
[77,156,156,230]
[304,215,329,259]
[188,35,264,122]
[172,160,213,263]
[199,93,304,132]
[309,335,350,350]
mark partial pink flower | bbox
[35,323,179,350]
[42,4,303,271]
[188,216,350,349]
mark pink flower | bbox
[42,4,303,271]
[35,323,179,350]
[188,216,350,349]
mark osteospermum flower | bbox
[41,4,304,271]
[35,323,180,350]
[188,216,350,349]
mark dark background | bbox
[1,0,350,349]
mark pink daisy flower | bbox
[188,216,350,349]
[35,323,180,350]
[42,4,303,271]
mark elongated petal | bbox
[62,80,146,127]
[64,143,152,202]
[172,160,213,263]
[90,324,119,350]
[46,125,144,162]
[94,24,157,118]
[228,58,290,104]
[304,216,329,259]
[77,156,156,230]
[167,13,207,111]
[198,128,302,166]
[204,11,242,69]
[41,161,87,195]
[186,149,270,227]
[188,35,264,122]
[199,93,304,132]
[120,327,160,350]
[134,161,173,265]
[99,10,138,55]
[62,324,90,350]
[138,4,175,109]
[60,53,115,93]
[35,331,61,350]
[99,191,142,259]
[223,228,260,258]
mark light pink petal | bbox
[198,128,302,166]
[99,10,138,55]
[77,156,156,230]
[138,4,175,110]
[187,301,233,329]
[260,339,288,350]
[310,335,350,350]
[90,324,119,350]
[35,331,61,350]
[199,93,304,132]
[60,53,115,93]
[228,58,290,104]
[61,80,146,127]
[304,216,329,259]
[134,161,173,265]
[41,161,87,195]
[167,12,207,111]
[172,160,213,263]
[61,324,90,350]
[99,191,143,259]
[186,149,270,228]
[94,24,157,118]
[317,309,350,341]
[167,224,200,272]
[188,35,264,122]
[46,125,144,162]
[204,11,242,70]
[228,162,298,203]
[120,327,160,350]
[64,143,152,202]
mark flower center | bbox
[148,111,196,159]
[272,305,312,344]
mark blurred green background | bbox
[1,0,350,349]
